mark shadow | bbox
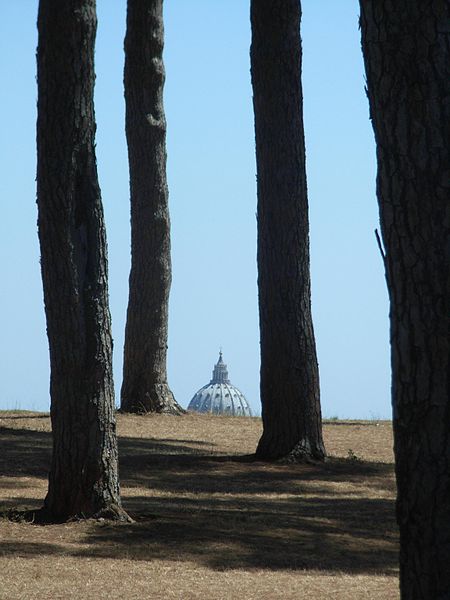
[118,441,395,497]
[0,496,43,508]
[118,435,218,458]
[0,414,49,420]
[78,494,396,573]
[0,541,62,555]
[324,420,387,427]
[0,479,41,489]
[0,426,52,479]
[0,426,217,480]
[1,420,398,575]
[153,438,214,445]
[100,437,398,574]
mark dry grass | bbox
[0,412,398,599]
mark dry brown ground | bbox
[0,411,398,599]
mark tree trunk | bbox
[360,2,450,597]
[121,0,182,415]
[250,0,325,461]
[37,0,127,521]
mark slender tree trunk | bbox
[360,2,450,597]
[250,0,325,461]
[121,0,182,415]
[37,0,127,521]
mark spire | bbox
[211,350,230,384]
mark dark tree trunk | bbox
[37,0,127,521]
[121,0,182,415]
[360,2,450,597]
[250,0,325,461]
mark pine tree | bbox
[250,0,325,461]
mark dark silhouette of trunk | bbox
[121,0,182,415]
[36,0,128,521]
[360,2,450,597]
[250,0,325,461]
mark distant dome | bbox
[188,352,252,417]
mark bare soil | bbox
[0,412,398,599]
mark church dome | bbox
[188,352,252,417]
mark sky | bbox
[0,1,390,419]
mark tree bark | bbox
[360,2,450,597]
[121,0,183,415]
[250,0,325,461]
[37,0,127,521]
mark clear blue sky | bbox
[0,1,390,419]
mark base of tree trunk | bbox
[120,383,185,415]
[280,443,327,464]
[5,504,132,525]
[256,436,326,463]
[92,504,133,522]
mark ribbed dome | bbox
[188,352,252,417]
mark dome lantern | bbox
[210,350,230,384]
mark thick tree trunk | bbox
[250,0,325,461]
[121,0,182,415]
[37,0,127,521]
[360,2,450,597]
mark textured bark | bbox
[360,2,450,597]
[250,0,325,461]
[121,0,182,414]
[37,0,127,521]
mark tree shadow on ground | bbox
[0,414,49,420]
[0,423,398,575]
[0,426,52,478]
